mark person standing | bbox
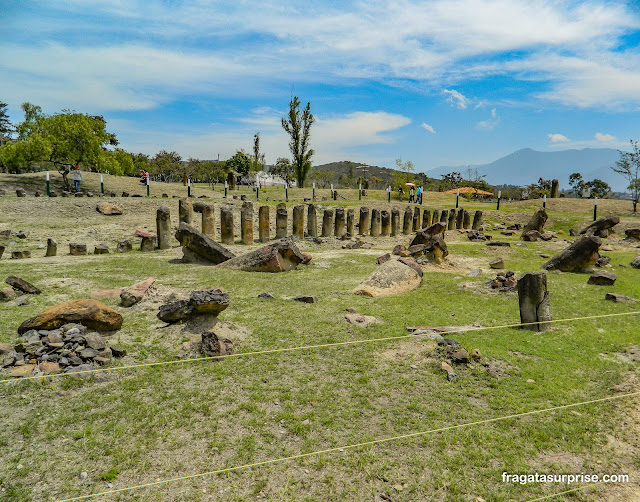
[417,186,422,204]
[408,186,415,203]
[72,165,82,192]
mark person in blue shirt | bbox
[416,186,422,204]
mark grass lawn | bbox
[0,173,639,501]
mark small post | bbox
[497,190,501,210]
[312,182,316,200]
[188,178,191,197]
[146,176,150,197]
[224,180,228,198]
[359,183,362,201]
[330,184,334,199]
[387,185,391,203]
[100,174,104,195]
[46,171,50,196]
[285,182,288,202]
[456,188,459,208]
[256,185,259,200]
[543,194,546,209]
[593,197,598,221]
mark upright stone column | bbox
[456,208,465,230]
[403,206,412,234]
[275,203,288,239]
[140,236,156,252]
[517,271,552,332]
[412,207,421,231]
[220,206,234,244]
[391,208,400,236]
[259,206,270,242]
[439,210,448,223]
[359,207,370,236]
[179,199,193,225]
[472,210,483,230]
[432,209,440,224]
[322,209,334,237]
[202,205,215,238]
[334,207,346,237]
[370,208,381,237]
[551,179,559,198]
[381,210,391,236]
[156,206,171,250]
[292,205,305,239]
[45,238,57,257]
[241,201,254,244]
[422,209,432,228]
[447,208,456,230]
[463,210,471,229]
[346,209,355,236]
[307,205,317,238]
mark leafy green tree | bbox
[252,132,266,172]
[439,172,463,191]
[270,157,295,184]
[611,140,640,212]
[310,169,333,188]
[281,96,315,188]
[226,151,251,176]
[149,150,183,181]
[0,102,13,145]
[568,172,585,196]
[0,104,119,186]
[584,179,611,198]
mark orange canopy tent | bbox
[445,187,493,196]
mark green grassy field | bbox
[0,173,639,501]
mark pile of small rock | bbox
[489,270,517,290]
[1,323,126,377]
[466,230,491,241]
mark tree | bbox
[0,104,119,186]
[281,96,315,188]
[568,172,585,196]
[226,151,251,176]
[310,169,333,188]
[440,172,463,191]
[149,150,182,181]
[270,157,295,184]
[252,132,266,172]
[584,179,611,198]
[0,102,12,145]
[611,140,640,212]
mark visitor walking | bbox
[408,186,415,203]
[416,186,422,204]
[72,165,82,192]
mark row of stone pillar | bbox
[166,200,484,246]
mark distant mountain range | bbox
[425,148,626,192]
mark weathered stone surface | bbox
[18,300,123,334]
[334,207,346,237]
[179,198,193,224]
[472,211,483,230]
[521,209,547,239]
[489,258,504,269]
[345,313,380,326]
[120,277,155,307]
[96,202,123,215]
[275,203,287,239]
[346,208,355,236]
[259,205,270,242]
[580,216,620,237]
[540,231,554,241]
[84,332,106,350]
[542,235,602,272]
[403,206,413,234]
[377,253,391,265]
[306,205,317,238]
[110,346,127,358]
[292,205,305,239]
[410,222,446,245]
[0,287,16,300]
[241,201,254,244]
[353,259,422,297]
[321,209,333,238]
[16,230,29,239]
[391,207,400,236]
[522,230,540,242]
[157,288,229,323]
[293,295,317,303]
[9,364,36,377]
[220,206,234,244]
[201,204,215,238]
[398,256,423,277]
[45,238,57,257]
[467,230,490,241]
[587,271,616,285]
[11,250,31,260]
[16,189,26,197]
[517,271,551,331]
[69,243,87,255]
[422,209,432,228]
[94,243,110,254]
[370,208,381,236]
[359,207,371,236]
[91,289,121,299]
[381,210,391,236]
[201,331,233,357]
[156,207,171,250]
[175,222,235,264]
[605,293,637,303]
[631,254,640,269]
[117,239,132,253]
[624,228,640,240]
[413,207,422,232]
[217,240,306,272]
[139,235,156,252]
[6,276,41,294]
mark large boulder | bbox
[175,223,235,264]
[217,240,306,272]
[18,300,123,334]
[157,288,229,323]
[542,235,601,272]
[96,202,123,215]
[580,216,619,237]
[353,260,422,297]
[631,254,640,269]
[624,228,640,240]
[410,222,446,245]
[521,209,547,239]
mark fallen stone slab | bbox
[134,229,152,238]
[217,239,305,272]
[6,276,41,294]
[18,299,123,334]
[409,222,447,246]
[96,202,123,215]
[157,288,229,323]
[624,228,640,240]
[353,259,422,297]
[486,241,510,247]
[605,293,637,303]
[543,235,602,272]
[587,271,617,285]
[11,250,31,259]
[580,216,620,237]
[175,223,235,264]
[292,295,317,303]
[120,277,155,307]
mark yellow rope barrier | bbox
[56,390,640,501]
[3,310,638,385]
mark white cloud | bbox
[476,108,500,131]
[442,89,469,109]
[548,133,570,143]
[594,132,616,142]
[421,123,436,134]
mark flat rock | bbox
[257,292,274,299]
[84,332,106,350]
[6,276,41,294]
[157,288,229,323]
[96,202,123,215]
[605,293,637,303]
[39,361,61,375]
[175,223,235,264]
[120,277,155,307]
[9,364,36,377]
[353,259,422,297]
[293,295,317,303]
[489,258,504,269]
[90,289,122,299]
[18,299,123,334]
[587,271,617,285]
[0,287,16,300]
[217,239,304,272]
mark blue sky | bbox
[2,0,640,173]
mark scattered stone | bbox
[392,244,406,256]
[569,228,579,236]
[110,346,126,358]
[16,231,29,239]
[94,243,110,254]
[293,295,317,304]
[449,348,469,364]
[441,361,457,381]
[139,235,156,252]
[45,238,57,257]
[486,241,510,247]
[522,230,540,242]
[120,277,155,307]
[69,243,87,256]
[6,276,41,294]
[605,293,637,303]
[580,216,620,237]
[353,259,422,297]
[9,364,36,377]
[18,300,123,334]
[157,288,229,323]
[630,254,640,269]
[624,228,640,240]
[543,235,602,272]
[11,250,31,259]
[96,202,123,215]
[466,230,490,241]
[470,349,481,360]
[491,270,517,290]
[587,271,616,285]
[218,239,306,272]
[469,268,482,277]
[526,379,536,383]
[16,189,26,197]
[595,256,610,267]
[84,332,106,350]
[134,229,151,238]
[201,331,233,357]
[500,230,515,236]
[489,258,504,269]
[175,222,235,264]
[117,239,132,253]
[0,287,16,300]
[540,231,554,241]
[345,313,380,326]
[39,361,62,375]
[377,253,391,265]
[257,292,274,299]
